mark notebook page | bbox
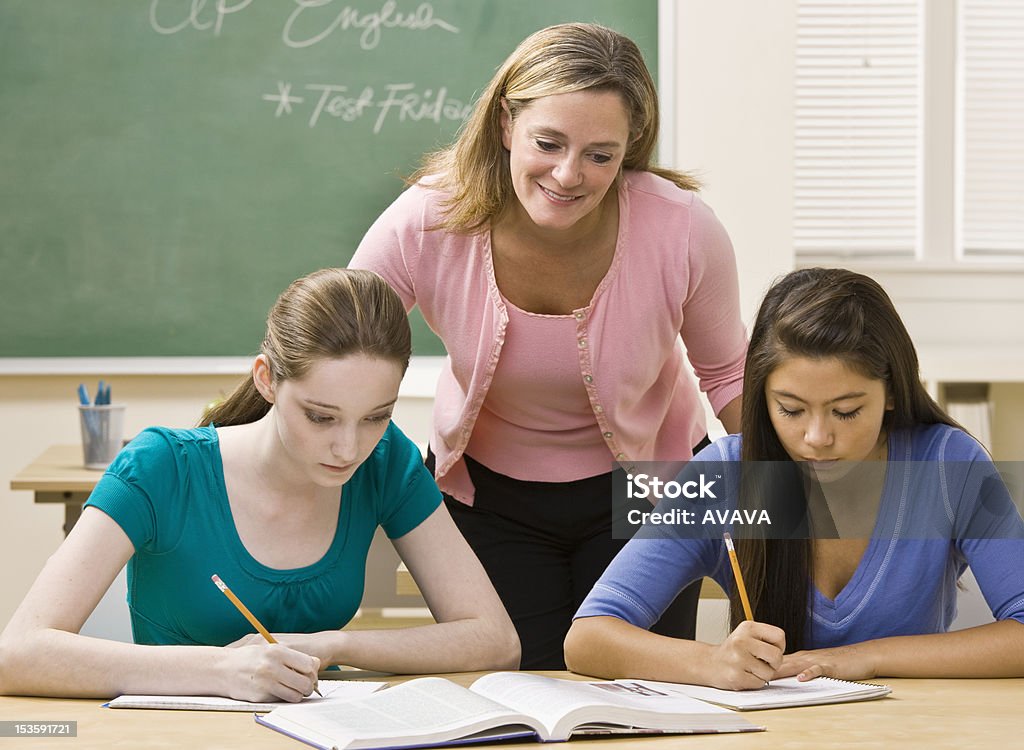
[627,676,891,710]
[107,679,386,712]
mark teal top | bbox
[84,422,441,646]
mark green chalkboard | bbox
[0,0,657,358]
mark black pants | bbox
[428,442,708,670]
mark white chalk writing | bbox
[149,0,255,37]
[149,0,460,50]
[284,0,459,50]
[263,81,472,133]
[263,81,305,116]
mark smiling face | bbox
[765,356,894,480]
[256,353,403,488]
[500,89,631,236]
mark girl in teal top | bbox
[0,269,519,702]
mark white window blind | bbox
[795,0,922,260]
[959,0,1024,260]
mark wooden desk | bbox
[10,444,99,536]
[396,563,728,600]
[0,674,1019,749]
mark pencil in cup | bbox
[78,403,126,469]
[723,532,754,621]
[210,574,322,697]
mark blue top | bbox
[85,422,441,646]
[576,424,1024,647]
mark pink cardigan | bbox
[351,171,747,504]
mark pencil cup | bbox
[78,404,126,470]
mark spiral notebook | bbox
[624,676,891,711]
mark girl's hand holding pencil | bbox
[708,620,787,691]
[212,574,322,701]
[703,532,787,691]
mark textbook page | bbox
[469,672,760,738]
[107,679,386,712]
[256,677,541,749]
[628,676,892,710]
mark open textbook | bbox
[256,672,763,749]
[628,676,891,710]
[106,679,386,712]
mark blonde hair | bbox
[411,22,699,233]
[201,268,411,427]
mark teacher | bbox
[351,22,746,668]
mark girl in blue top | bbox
[565,268,1024,687]
[0,268,518,701]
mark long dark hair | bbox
[201,268,411,427]
[731,268,958,649]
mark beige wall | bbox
[672,0,796,323]
[0,374,234,627]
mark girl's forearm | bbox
[564,616,718,684]
[319,616,520,674]
[859,619,1024,678]
[0,628,228,698]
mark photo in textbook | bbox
[255,672,763,749]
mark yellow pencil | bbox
[723,532,754,621]
[211,574,321,697]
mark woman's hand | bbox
[706,621,786,690]
[778,643,876,682]
[219,638,320,702]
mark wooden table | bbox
[0,674,1020,749]
[397,562,728,599]
[9,444,100,536]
